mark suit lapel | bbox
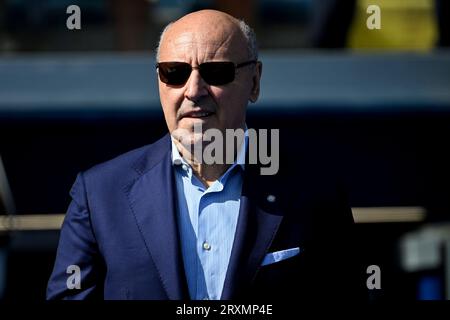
[125,134,189,300]
[221,166,284,299]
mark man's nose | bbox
[184,69,208,101]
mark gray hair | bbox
[155,19,258,62]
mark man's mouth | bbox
[181,110,215,119]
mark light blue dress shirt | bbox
[171,133,246,300]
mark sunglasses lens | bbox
[158,62,191,85]
[157,61,236,86]
[200,62,235,85]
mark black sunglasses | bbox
[156,60,257,86]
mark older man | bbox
[47,9,361,300]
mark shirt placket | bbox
[197,181,225,300]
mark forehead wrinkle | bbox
[166,41,233,63]
[161,21,246,62]
[214,28,249,60]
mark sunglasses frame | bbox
[156,60,257,86]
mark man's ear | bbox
[249,61,262,103]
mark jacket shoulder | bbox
[81,134,170,186]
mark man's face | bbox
[157,12,261,144]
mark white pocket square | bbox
[261,247,301,266]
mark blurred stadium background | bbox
[0,0,450,300]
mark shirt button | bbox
[203,241,211,251]
[267,194,276,203]
[174,158,182,166]
[182,164,188,171]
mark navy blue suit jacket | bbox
[47,134,362,300]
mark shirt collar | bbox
[171,138,187,167]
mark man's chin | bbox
[179,117,217,130]
[171,128,203,146]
